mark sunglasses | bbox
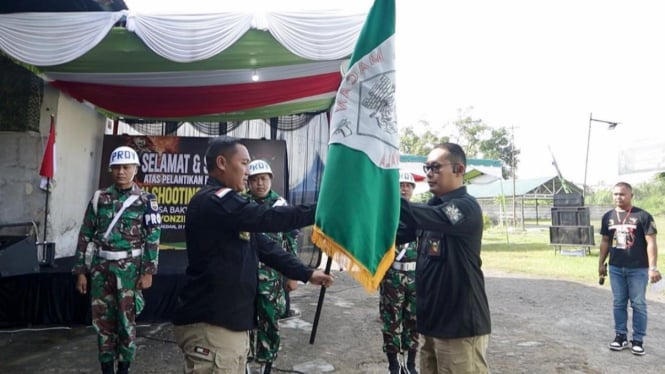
[422,162,452,174]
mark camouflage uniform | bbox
[379,241,418,354]
[245,190,298,364]
[72,184,161,364]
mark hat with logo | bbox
[109,146,139,166]
[248,159,273,177]
[399,170,416,187]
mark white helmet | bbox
[109,146,139,166]
[399,170,416,186]
[248,159,272,177]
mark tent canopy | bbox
[0,9,367,121]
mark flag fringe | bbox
[312,225,395,293]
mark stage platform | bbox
[0,250,187,327]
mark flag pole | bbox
[309,255,333,344]
[42,177,50,246]
[39,114,56,261]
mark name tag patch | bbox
[144,213,162,226]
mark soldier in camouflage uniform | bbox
[380,170,419,374]
[73,146,161,374]
[245,159,298,374]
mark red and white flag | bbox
[39,116,56,190]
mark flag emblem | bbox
[312,0,399,292]
[444,204,463,225]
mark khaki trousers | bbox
[419,334,490,374]
[174,322,249,374]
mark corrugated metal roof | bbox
[400,154,502,167]
[466,176,581,198]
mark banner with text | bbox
[100,135,287,249]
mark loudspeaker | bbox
[0,235,40,278]
[551,207,591,226]
[553,193,584,207]
[549,226,595,246]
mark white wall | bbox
[1,86,106,259]
[45,89,106,258]
[0,86,62,254]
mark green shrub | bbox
[482,213,493,231]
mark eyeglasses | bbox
[422,162,451,174]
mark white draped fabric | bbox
[265,11,366,60]
[0,10,366,66]
[126,12,254,63]
[0,12,125,66]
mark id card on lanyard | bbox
[614,208,632,250]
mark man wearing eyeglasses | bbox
[397,143,491,374]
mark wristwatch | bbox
[649,266,659,272]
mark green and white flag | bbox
[312,0,399,292]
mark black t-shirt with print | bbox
[600,206,657,268]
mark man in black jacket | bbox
[397,143,490,374]
[173,137,333,374]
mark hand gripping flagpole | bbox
[309,255,333,344]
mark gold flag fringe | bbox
[312,225,395,293]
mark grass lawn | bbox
[481,225,601,284]
[481,216,665,284]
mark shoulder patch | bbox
[144,193,159,213]
[214,188,232,199]
[443,203,464,225]
[142,192,161,226]
[272,197,288,207]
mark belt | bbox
[97,249,142,260]
[392,262,416,271]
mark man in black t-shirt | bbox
[599,181,661,356]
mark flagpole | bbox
[309,256,333,344]
[39,114,56,262]
[42,177,50,247]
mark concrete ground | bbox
[1,269,665,374]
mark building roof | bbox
[399,154,502,168]
[466,176,582,199]
[399,153,503,185]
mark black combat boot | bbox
[116,361,130,374]
[100,361,114,374]
[405,350,418,374]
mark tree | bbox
[400,108,519,178]
[399,120,449,156]
[586,176,665,215]
[478,127,519,179]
